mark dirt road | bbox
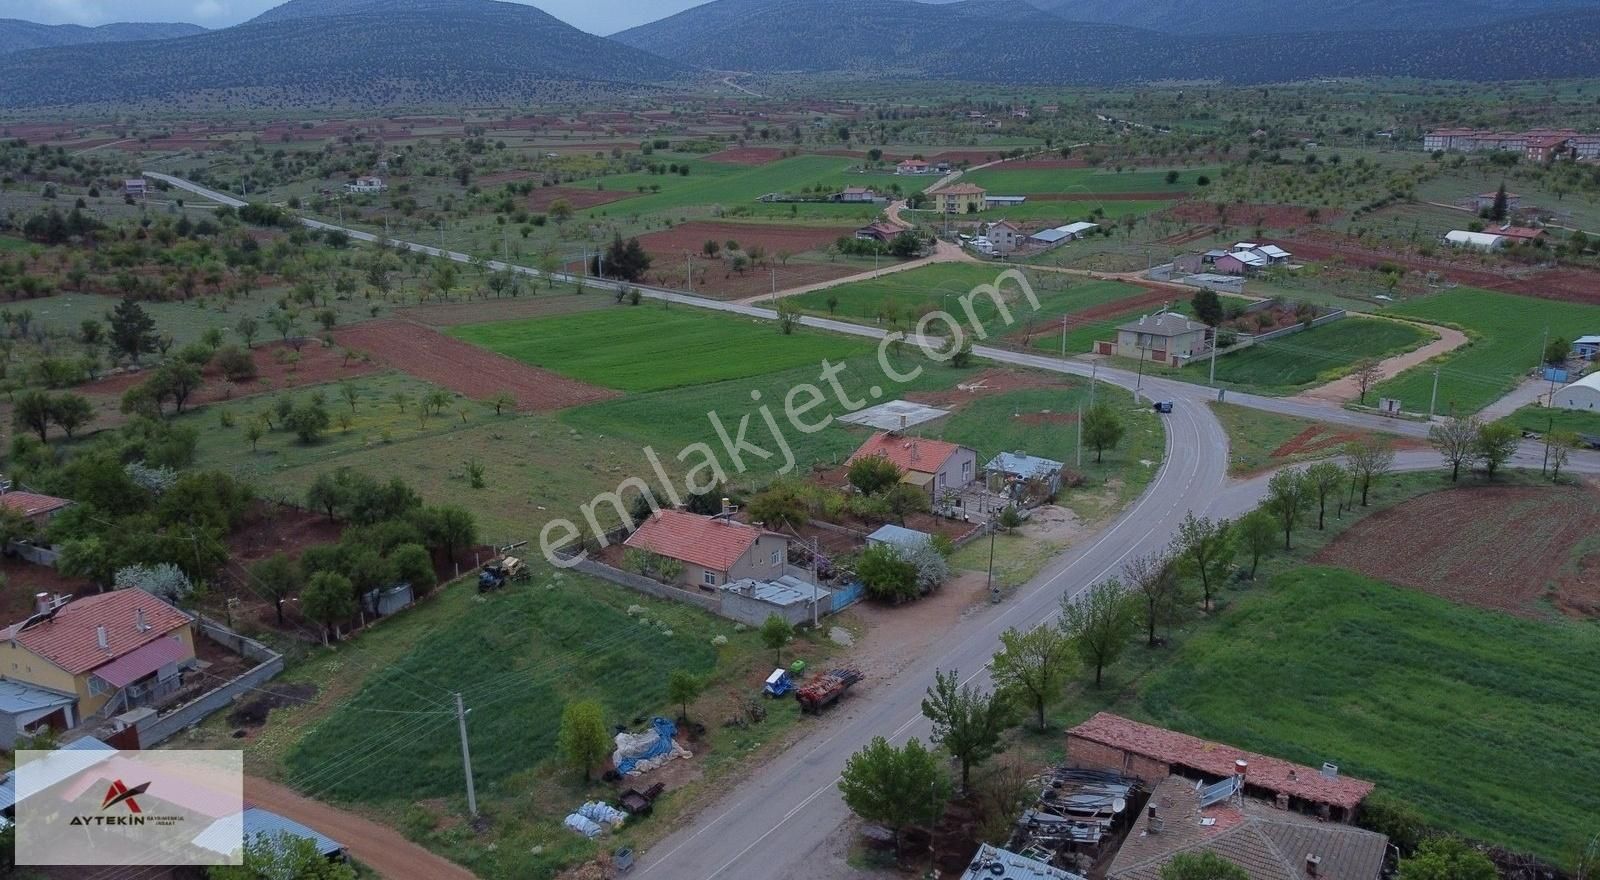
[246,776,476,880]
[1293,317,1468,405]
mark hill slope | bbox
[1031,0,1600,32]
[0,19,205,55]
[0,0,689,109]
[614,0,1600,83]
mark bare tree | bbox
[1549,429,1579,481]
[1343,437,1395,507]
[1428,416,1481,482]
[1351,358,1383,405]
[1124,550,1184,645]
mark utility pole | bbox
[1060,316,1067,357]
[1543,413,1554,475]
[686,254,693,294]
[454,693,478,819]
[1208,330,1219,386]
[1135,343,1147,401]
[1090,361,1098,407]
[810,536,820,628]
[1076,401,1083,468]
[986,514,1000,605]
[771,267,777,306]
[1541,325,1549,371]
[1428,367,1440,420]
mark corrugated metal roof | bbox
[721,575,829,608]
[93,634,189,688]
[986,452,1065,479]
[1059,222,1099,235]
[1030,228,1069,242]
[1,736,114,813]
[193,807,344,859]
[0,679,76,715]
[961,843,1084,879]
[866,524,934,551]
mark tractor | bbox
[478,556,529,592]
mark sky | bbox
[1,0,710,35]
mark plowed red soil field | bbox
[635,221,854,256]
[1314,485,1600,618]
[1280,234,1600,304]
[1032,192,1180,201]
[705,147,789,165]
[528,186,633,212]
[333,320,617,411]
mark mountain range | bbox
[1,0,1599,109]
[0,19,205,56]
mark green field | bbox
[1126,565,1600,862]
[1209,401,1399,475]
[576,155,855,217]
[1207,317,1431,393]
[961,166,1215,195]
[1031,299,1202,357]
[1375,288,1600,415]
[449,307,870,393]
[1499,403,1600,438]
[788,264,1146,335]
[904,200,1171,226]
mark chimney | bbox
[135,608,150,633]
[720,497,733,518]
[1234,759,1249,778]
[34,593,49,615]
[95,625,108,651]
[1305,854,1322,877]
[899,414,907,431]
[1321,762,1339,779]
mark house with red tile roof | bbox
[0,489,71,525]
[0,588,195,724]
[847,432,978,499]
[624,509,790,591]
[1494,225,1547,244]
[1067,713,1374,821]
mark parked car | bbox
[1153,400,1174,414]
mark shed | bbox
[1030,227,1070,244]
[866,524,934,553]
[1555,372,1600,411]
[194,807,346,861]
[720,575,830,627]
[961,843,1084,880]
[0,734,114,817]
[1572,335,1600,359]
[1444,230,1505,250]
[986,452,1065,496]
[0,680,77,749]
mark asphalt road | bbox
[145,172,1600,879]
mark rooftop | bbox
[1107,776,1387,880]
[721,574,828,608]
[987,451,1065,478]
[1117,313,1208,337]
[0,491,71,518]
[866,523,934,551]
[624,509,770,574]
[1068,713,1374,811]
[934,183,987,195]
[194,807,344,859]
[961,843,1085,880]
[0,679,76,715]
[4,589,191,676]
[848,432,968,475]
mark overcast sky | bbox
[2,0,710,35]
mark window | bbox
[770,550,780,566]
[963,461,973,479]
[703,571,718,586]
[88,676,107,697]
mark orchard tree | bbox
[1265,467,1312,550]
[1429,416,1479,482]
[1474,421,1519,479]
[667,669,704,723]
[302,571,355,644]
[760,614,793,665]
[252,554,301,626]
[1124,549,1184,645]
[1161,852,1250,880]
[847,455,903,495]
[1082,402,1125,463]
[558,699,611,781]
[1351,358,1383,404]
[991,625,1076,730]
[1172,513,1231,611]
[1304,460,1346,529]
[837,737,949,860]
[1397,837,1497,880]
[1344,436,1394,506]
[921,669,1011,790]
[1061,578,1136,687]
[1236,510,1277,579]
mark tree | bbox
[108,297,157,364]
[1161,851,1250,880]
[1304,460,1346,529]
[1124,549,1184,645]
[1549,429,1579,481]
[1351,358,1383,404]
[837,737,950,860]
[1265,468,1311,550]
[775,297,802,335]
[1237,510,1277,579]
[235,316,259,348]
[1060,579,1136,687]
[857,542,919,602]
[43,393,92,440]
[339,383,359,412]
[414,504,477,562]
[13,391,53,442]
[1429,416,1480,482]
[1490,182,1509,222]
[115,563,194,604]
[1082,402,1125,463]
[209,830,357,880]
[921,668,1010,790]
[486,391,515,416]
[389,543,437,598]
[252,554,301,626]
[1191,289,1223,327]
[748,483,808,530]
[302,571,355,644]
[1545,336,1570,366]
[760,613,793,665]
[1172,513,1231,611]
[667,669,704,722]
[558,699,612,781]
[847,455,903,495]
[153,361,203,414]
[991,625,1075,730]
[284,401,331,444]
[548,198,574,225]
[1397,837,1497,880]
[1344,437,1394,506]
[1474,421,1519,479]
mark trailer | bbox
[796,668,863,714]
[619,782,665,816]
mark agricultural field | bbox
[1375,288,1600,416]
[448,307,870,393]
[572,154,857,217]
[1205,317,1432,394]
[1499,403,1600,438]
[1208,402,1409,475]
[960,166,1215,195]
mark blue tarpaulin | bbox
[615,717,677,775]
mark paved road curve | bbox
[146,172,1600,879]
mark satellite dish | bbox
[1112,797,1127,813]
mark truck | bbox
[478,556,529,592]
[796,667,863,714]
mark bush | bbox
[213,346,258,382]
[847,455,903,496]
[857,543,919,602]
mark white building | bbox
[344,176,387,194]
[1555,372,1600,412]
[1444,230,1506,250]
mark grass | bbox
[1205,317,1432,394]
[787,264,1145,336]
[449,306,870,393]
[1031,299,1202,357]
[25,290,376,349]
[575,155,855,217]
[1208,401,1401,475]
[1126,566,1600,863]
[1375,288,1600,416]
[1498,403,1600,438]
[904,200,1171,225]
[960,166,1216,195]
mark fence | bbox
[7,541,59,567]
[124,621,284,748]
[566,555,723,615]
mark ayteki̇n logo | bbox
[100,780,149,814]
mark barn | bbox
[1555,372,1600,411]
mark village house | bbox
[1493,224,1546,244]
[895,158,930,175]
[1571,334,1600,360]
[928,182,987,214]
[623,509,789,591]
[123,178,148,199]
[1214,250,1266,275]
[1473,191,1521,212]
[343,175,387,194]
[1099,313,1211,366]
[0,488,71,529]
[0,589,196,741]
[834,186,878,203]
[986,451,1066,499]
[848,432,978,499]
[1526,133,1572,163]
[984,220,1025,255]
[854,221,903,243]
